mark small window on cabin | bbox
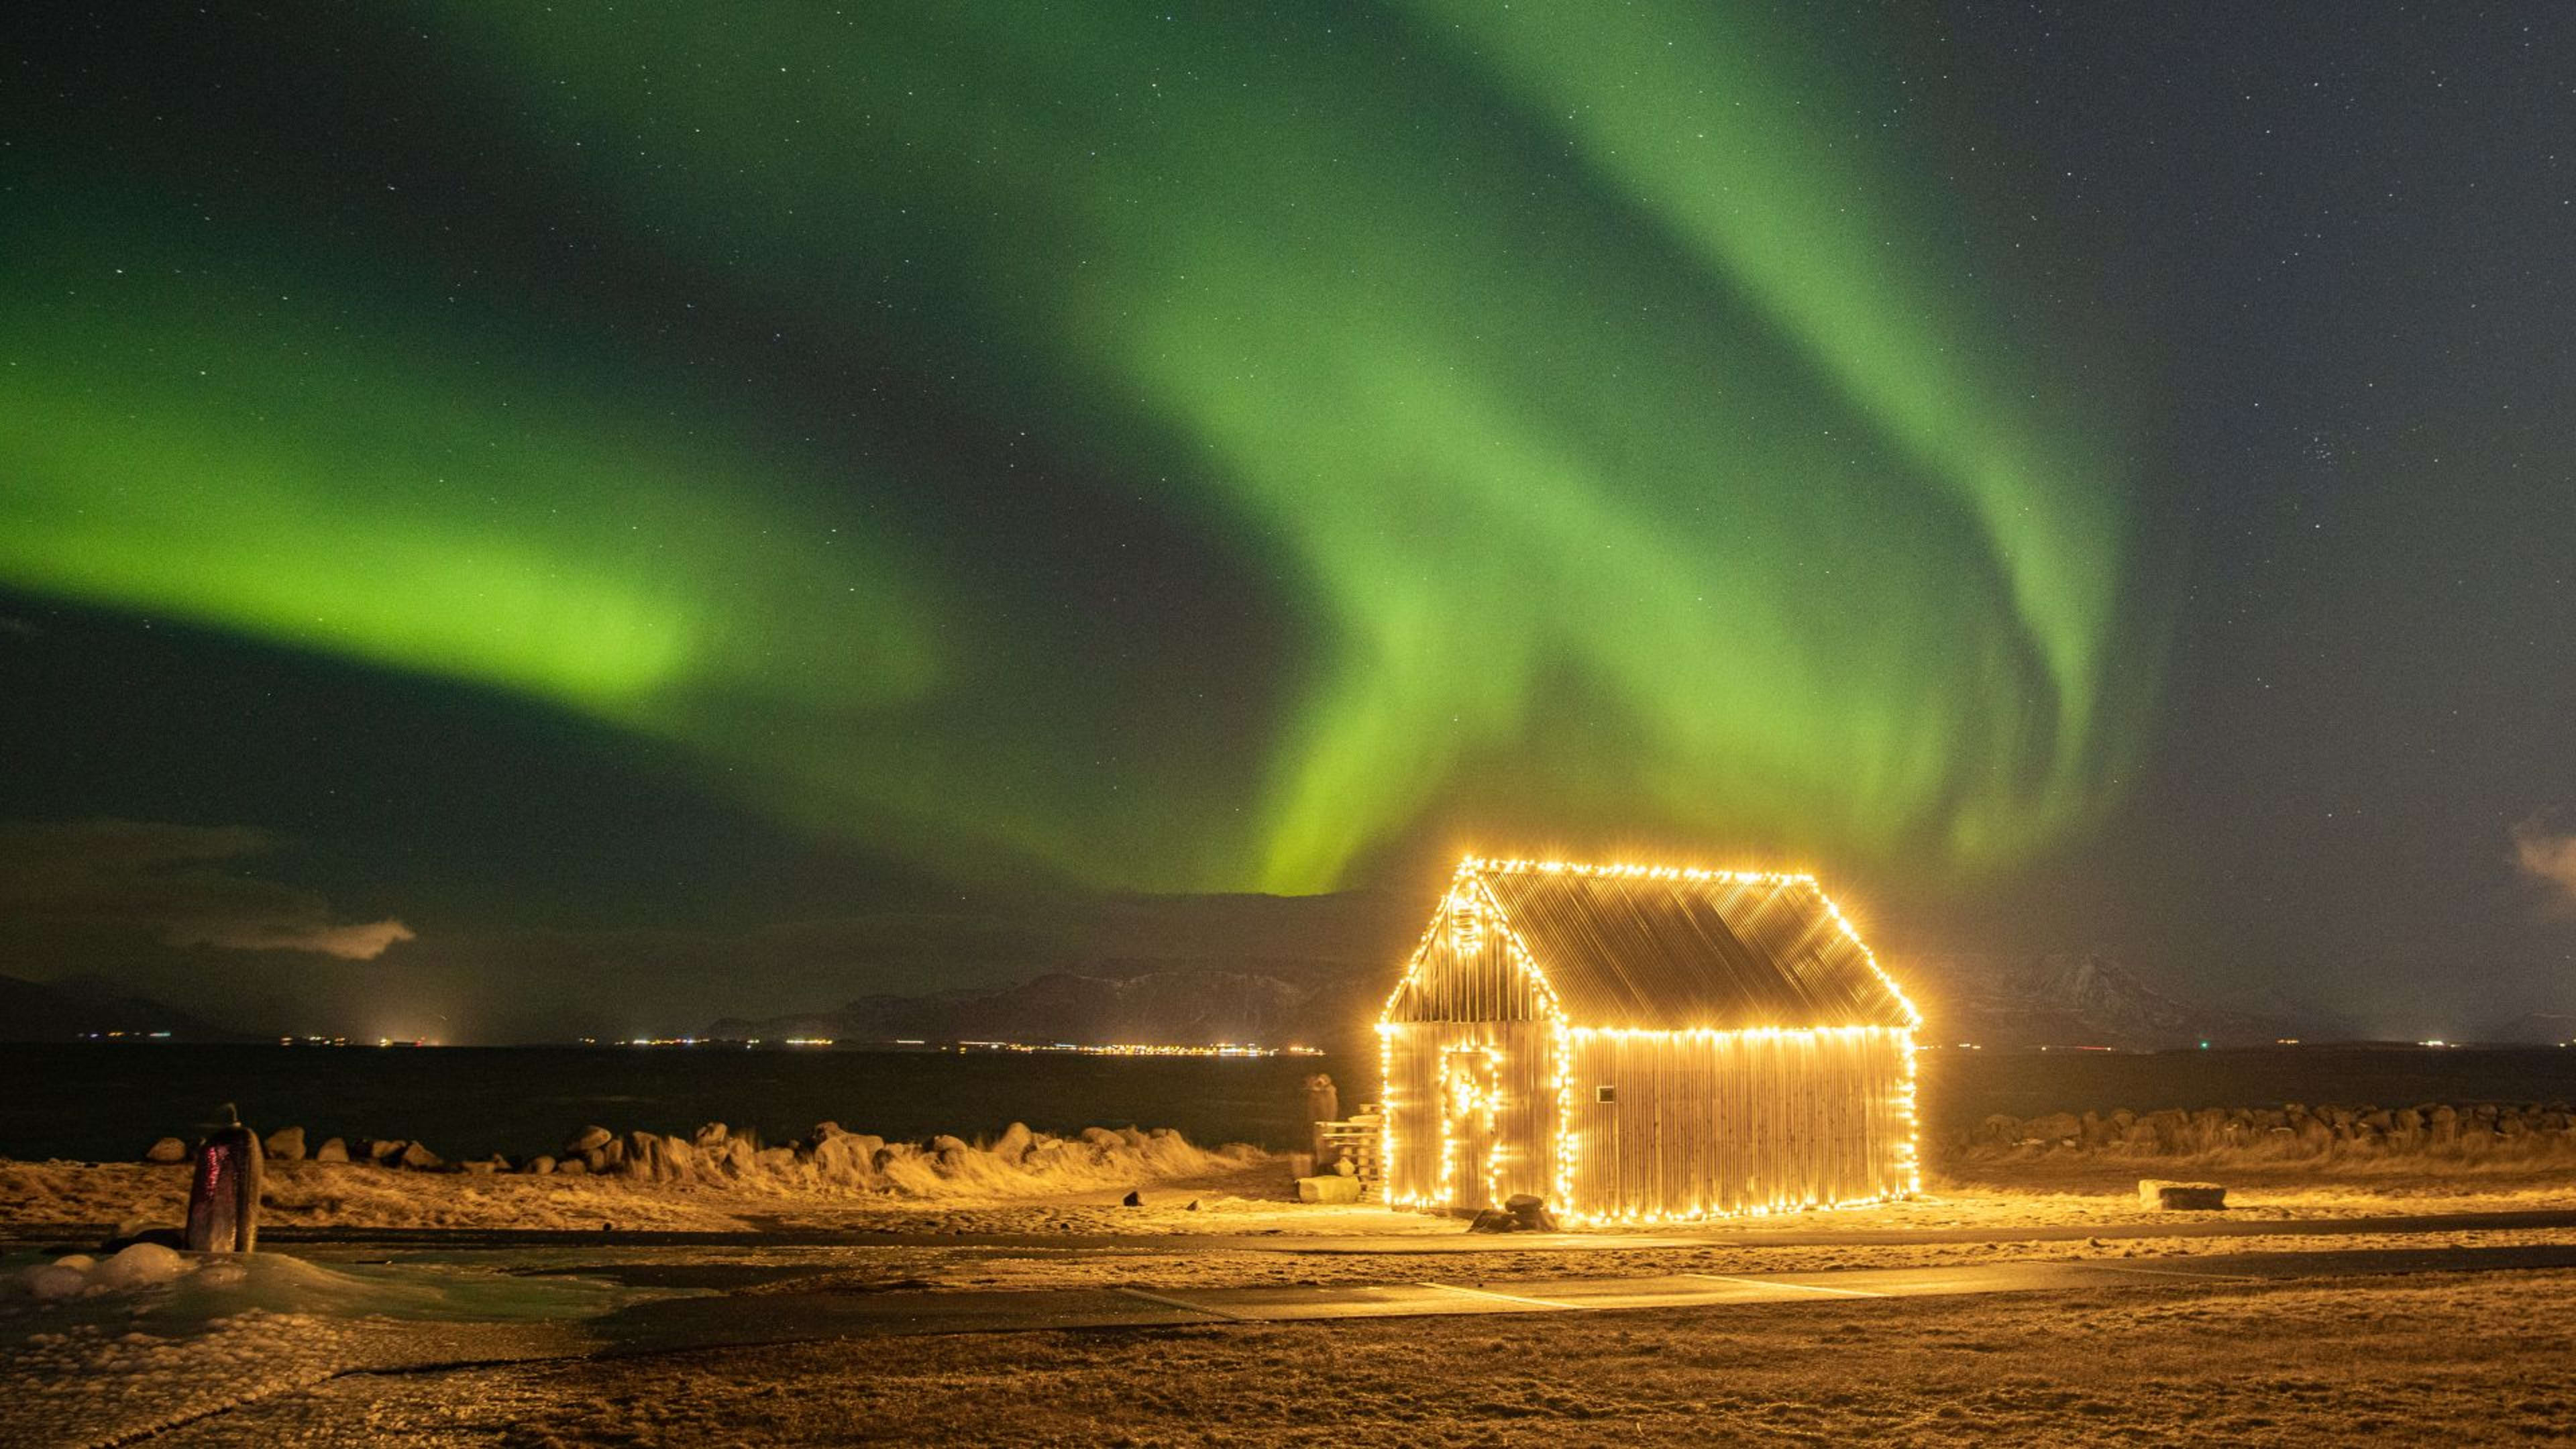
[1596,1085,1617,1104]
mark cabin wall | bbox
[1379,1019,1558,1210]
[1560,1027,1913,1221]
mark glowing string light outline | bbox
[1377,855,1922,1226]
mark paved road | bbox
[18,1205,2576,1255]
[580,1241,2576,1353]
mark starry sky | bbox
[3,4,2571,1040]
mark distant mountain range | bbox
[1890,952,2294,1051]
[0,973,256,1042]
[706,960,1384,1055]
[705,947,2307,1055]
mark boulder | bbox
[397,1141,443,1171]
[366,1138,407,1165]
[263,1126,307,1163]
[2139,1179,2226,1211]
[144,1137,189,1165]
[991,1122,1035,1164]
[315,1137,350,1164]
[812,1132,880,1183]
[1295,1174,1363,1204]
[523,1156,557,1175]
[2027,1112,2082,1145]
[1120,1189,1144,1208]
[1504,1193,1560,1232]
[556,1157,588,1176]
[1466,1207,1519,1233]
[928,1134,971,1156]
[566,1126,613,1155]
[692,1122,730,1150]
[755,1145,798,1173]
[623,1132,663,1181]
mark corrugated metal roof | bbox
[1472,865,1912,1031]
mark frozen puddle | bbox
[0,1247,687,1448]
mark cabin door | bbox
[1438,1049,1501,1210]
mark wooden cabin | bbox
[1377,857,1920,1225]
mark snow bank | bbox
[1,1124,1269,1235]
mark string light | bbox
[1378,855,1922,1224]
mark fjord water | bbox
[7,1044,2575,1165]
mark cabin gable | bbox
[1380,876,1560,1025]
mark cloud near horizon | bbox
[2511,818,2576,916]
[0,818,413,961]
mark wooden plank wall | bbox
[1381,1019,1557,1210]
[1560,1028,1910,1220]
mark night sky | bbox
[4,5,2571,1042]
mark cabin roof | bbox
[1462,861,1917,1032]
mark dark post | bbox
[184,1104,263,1253]
[1304,1072,1340,1163]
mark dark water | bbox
[0,1045,1357,1163]
[9,1043,2576,1164]
[1915,1045,2576,1141]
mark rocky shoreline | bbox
[1955,1101,2576,1159]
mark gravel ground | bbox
[141,1269,2576,1446]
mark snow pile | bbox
[15,1242,189,1301]
[533,1119,1262,1202]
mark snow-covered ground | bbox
[9,1138,2576,1445]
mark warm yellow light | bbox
[1383,853,1921,1226]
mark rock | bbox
[144,1137,188,1165]
[992,1122,1035,1164]
[928,1134,971,1156]
[623,1132,662,1180]
[523,1156,557,1175]
[366,1138,406,1165]
[2027,1111,2082,1145]
[1079,1126,1122,1150]
[1295,1175,1363,1204]
[1186,1199,1203,1212]
[397,1141,443,1171]
[1466,1207,1519,1233]
[1121,1189,1144,1208]
[264,1127,307,1163]
[315,1137,350,1164]
[692,1122,730,1150]
[556,1157,588,1176]
[755,1146,797,1173]
[2139,1179,2226,1211]
[1503,1193,1560,1232]
[810,1133,871,1182]
[567,1126,613,1155]
[462,1159,499,1175]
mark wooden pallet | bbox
[1314,1107,1385,1200]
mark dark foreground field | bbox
[124,1269,2576,1446]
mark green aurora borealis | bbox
[2,5,2156,894]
